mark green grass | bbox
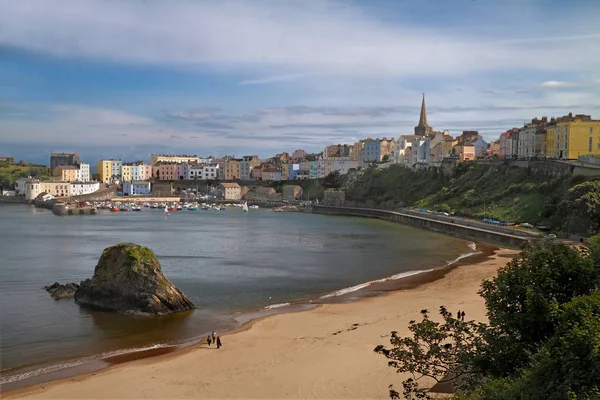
[343,163,600,229]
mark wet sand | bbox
[4,246,517,399]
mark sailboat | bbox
[164,205,170,216]
[242,202,249,213]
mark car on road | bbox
[544,234,557,241]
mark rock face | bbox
[74,243,195,315]
[45,282,79,299]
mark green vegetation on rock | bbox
[343,164,600,234]
[0,163,51,187]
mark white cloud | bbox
[239,74,310,85]
[1,1,599,78]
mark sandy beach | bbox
[4,247,518,399]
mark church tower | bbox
[414,93,433,136]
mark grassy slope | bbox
[0,163,52,187]
[344,163,597,226]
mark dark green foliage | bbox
[558,181,600,234]
[462,292,600,400]
[377,243,600,399]
[374,307,487,399]
[0,164,51,187]
[344,163,600,232]
[323,171,342,189]
[477,242,599,377]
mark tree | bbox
[374,307,486,398]
[462,291,600,400]
[477,242,600,377]
[322,171,342,189]
[558,180,600,234]
[376,242,600,399]
[382,154,390,163]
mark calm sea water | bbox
[0,204,470,385]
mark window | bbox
[590,137,593,153]
[591,127,594,133]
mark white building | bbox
[394,135,419,166]
[123,181,151,196]
[71,181,100,196]
[76,163,90,182]
[25,178,41,200]
[15,177,29,195]
[188,164,220,180]
[332,157,359,174]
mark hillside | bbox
[0,163,52,187]
[343,163,600,235]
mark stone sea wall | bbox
[312,205,531,248]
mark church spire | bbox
[414,93,432,136]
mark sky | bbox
[1,0,600,165]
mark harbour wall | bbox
[312,205,531,248]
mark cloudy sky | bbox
[1,0,599,165]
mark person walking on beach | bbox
[461,311,466,321]
[207,335,212,347]
[212,331,216,342]
[457,310,461,321]
[216,336,222,349]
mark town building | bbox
[394,135,419,165]
[291,149,307,160]
[414,94,433,136]
[282,185,303,200]
[53,165,79,182]
[363,139,381,163]
[150,154,200,165]
[545,114,600,159]
[261,168,282,181]
[41,181,71,197]
[122,181,151,196]
[76,163,90,182]
[251,167,262,180]
[71,181,101,196]
[454,144,476,162]
[411,138,430,166]
[50,152,80,170]
[25,178,41,200]
[223,159,241,180]
[0,157,14,164]
[188,164,220,180]
[499,130,515,158]
[156,162,178,180]
[121,164,133,182]
[218,182,242,200]
[379,138,396,161]
[97,159,122,184]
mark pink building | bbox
[291,149,307,160]
[175,163,187,180]
[157,162,177,180]
[455,144,476,162]
[251,167,262,181]
[138,164,153,181]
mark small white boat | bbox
[250,205,259,209]
[242,202,249,213]
[164,206,170,216]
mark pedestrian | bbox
[212,330,216,342]
[457,310,461,320]
[461,311,465,321]
[216,336,222,349]
[207,335,212,347]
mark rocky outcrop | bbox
[74,243,195,316]
[45,282,79,299]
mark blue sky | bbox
[1,0,599,165]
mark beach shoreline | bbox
[3,243,516,399]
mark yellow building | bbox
[223,159,240,180]
[42,181,71,197]
[281,163,289,181]
[97,160,112,184]
[53,165,78,182]
[121,165,132,182]
[546,114,600,159]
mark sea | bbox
[0,203,475,389]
